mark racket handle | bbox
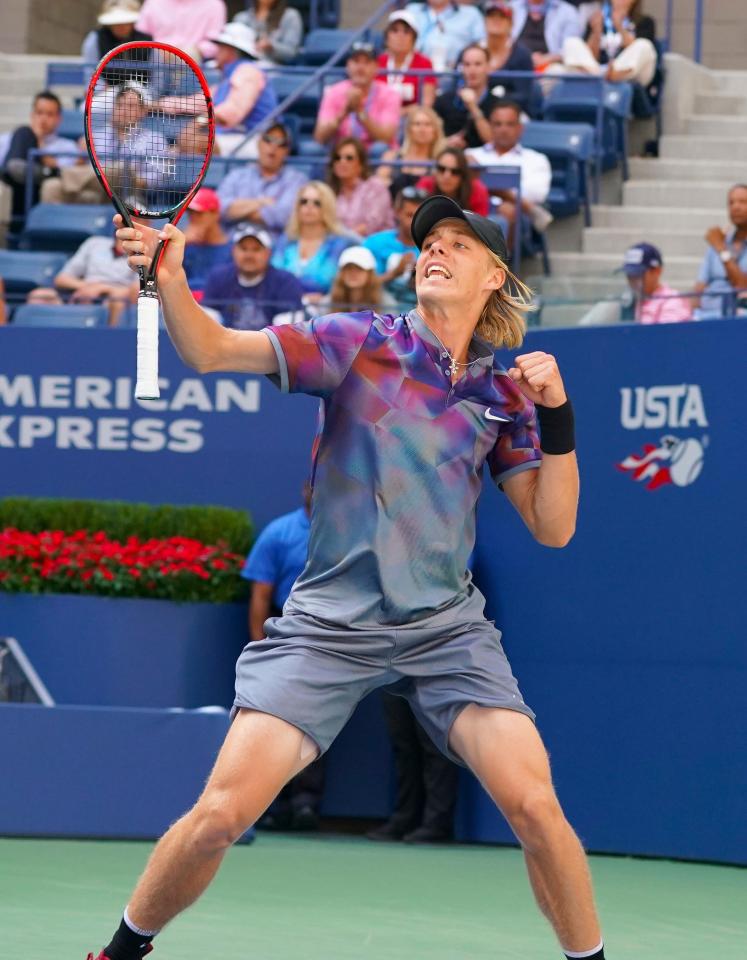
[135,294,160,400]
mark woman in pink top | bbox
[136,0,226,61]
[326,137,395,237]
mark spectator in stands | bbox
[136,0,226,61]
[434,43,500,150]
[466,100,552,233]
[271,182,353,297]
[2,91,76,222]
[510,0,582,71]
[233,0,304,65]
[483,2,534,114]
[621,243,692,323]
[182,189,231,296]
[378,106,446,201]
[203,224,304,329]
[242,482,325,832]
[206,22,278,157]
[81,0,152,64]
[368,695,458,844]
[363,185,426,309]
[175,118,214,159]
[327,137,395,237]
[404,0,486,71]
[317,246,397,313]
[314,42,401,151]
[561,0,657,86]
[693,184,747,320]
[416,146,489,215]
[92,85,168,193]
[216,121,307,239]
[31,232,138,325]
[377,10,437,110]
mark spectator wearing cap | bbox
[511,0,582,71]
[216,121,307,240]
[272,182,353,298]
[81,0,152,63]
[202,224,304,330]
[483,3,534,114]
[378,106,447,201]
[233,0,304,65]
[404,0,486,71]
[621,243,692,324]
[182,189,232,296]
[416,146,490,216]
[377,11,437,110]
[136,0,227,61]
[326,137,396,237]
[317,246,397,313]
[363,186,425,308]
[314,43,401,151]
[693,184,747,320]
[434,43,501,150]
[466,100,552,234]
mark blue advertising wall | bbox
[0,320,745,862]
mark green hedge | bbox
[0,497,253,555]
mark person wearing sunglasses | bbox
[314,42,402,151]
[216,121,307,241]
[415,146,490,215]
[271,182,354,299]
[326,136,395,237]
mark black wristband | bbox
[536,399,575,455]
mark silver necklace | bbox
[431,330,480,378]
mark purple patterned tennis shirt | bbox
[264,308,542,626]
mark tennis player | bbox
[90,196,606,960]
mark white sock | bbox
[123,906,159,939]
[564,940,604,959]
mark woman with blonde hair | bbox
[318,246,397,314]
[378,106,447,200]
[271,181,353,296]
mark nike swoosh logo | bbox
[485,409,512,422]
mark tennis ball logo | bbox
[617,435,707,491]
[668,437,704,487]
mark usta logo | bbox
[617,385,707,490]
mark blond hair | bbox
[476,249,535,348]
[286,181,345,240]
[329,267,383,308]
[401,106,447,159]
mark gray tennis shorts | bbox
[233,610,534,763]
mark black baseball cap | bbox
[411,195,508,262]
[347,41,376,60]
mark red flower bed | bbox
[0,528,247,603]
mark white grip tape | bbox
[135,295,160,400]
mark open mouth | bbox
[425,263,452,279]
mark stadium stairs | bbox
[537,54,747,325]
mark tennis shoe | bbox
[86,946,153,960]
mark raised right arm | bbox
[115,216,279,376]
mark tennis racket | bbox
[84,41,215,399]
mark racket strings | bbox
[89,47,210,216]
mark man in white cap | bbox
[81,0,152,64]
[377,10,437,109]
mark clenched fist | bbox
[508,351,567,408]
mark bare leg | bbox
[449,705,601,953]
[127,709,316,932]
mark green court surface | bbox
[1,835,744,959]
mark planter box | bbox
[0,593,246,709]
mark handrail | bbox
[693,0,705,63]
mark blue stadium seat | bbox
[300,29,356,66]
[58,108,84,142]
[267,73,322,134]
[523,121,595,224]
[0,250,67,295]
[20,204,113,253]
[12,303,108,328]
[542,79,633,178]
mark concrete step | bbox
[628,157,747,182]
[693,93,747,115]
[659,135,747,162]
[591,205,721,231]
[623,180,732,209]
[534,275,626,301]
[709,70,747,95]
[537,303,589,328]
[550,251,700,287]
[582,228,705,258]
[685,114,747,137]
